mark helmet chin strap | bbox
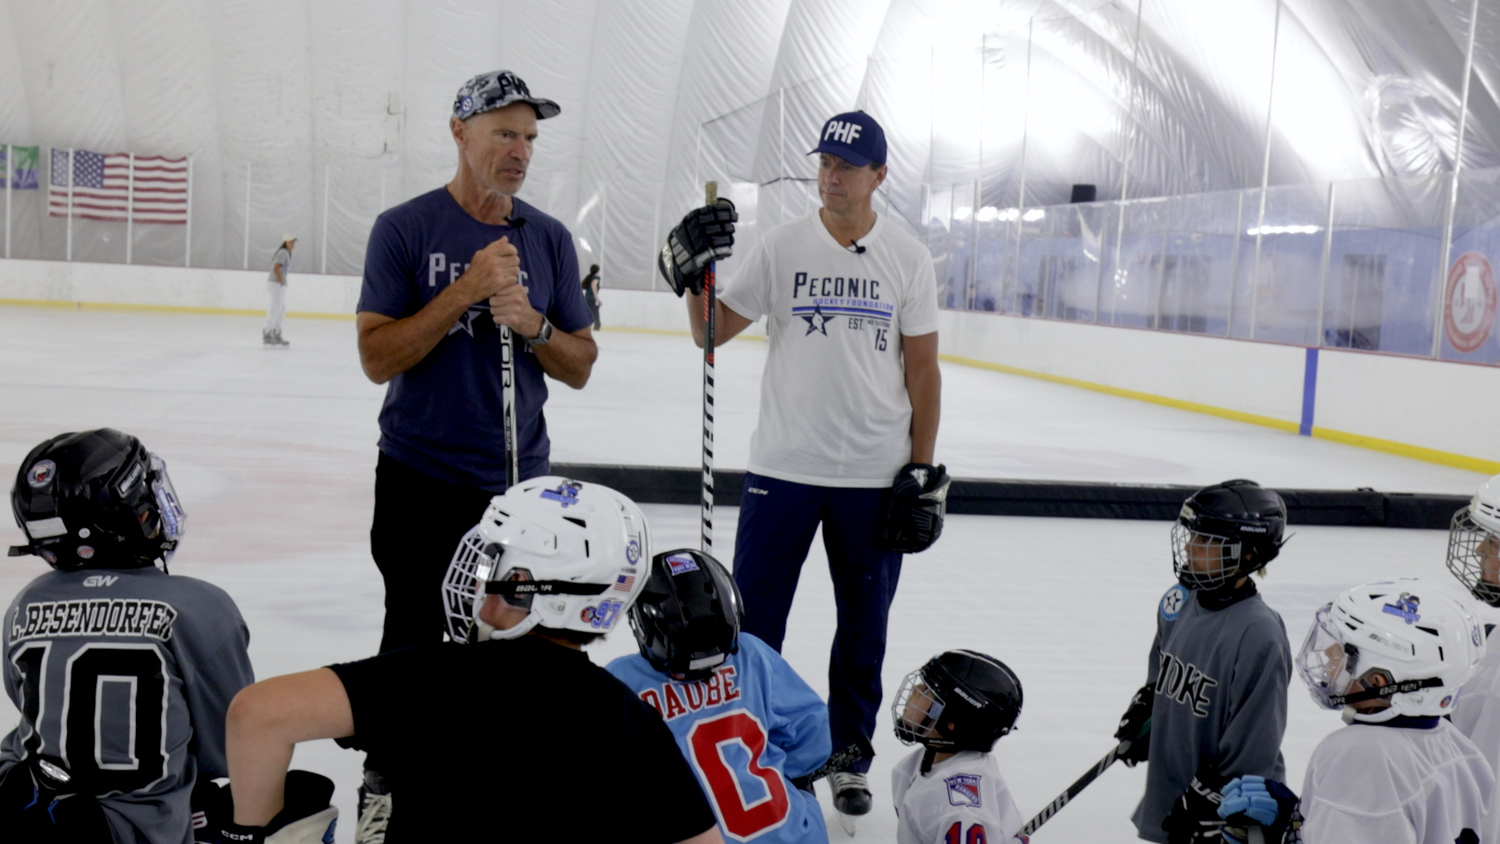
[479,613,540,641]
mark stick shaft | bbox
[500,324,518,489]
[1020,743,1122,836]
[701,181,717,552]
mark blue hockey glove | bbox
[1217,775,1301,844]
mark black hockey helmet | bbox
[1172,479,1286,590]
[892,649,1022,753]
[9,429,186,571]
[627,548,743,681]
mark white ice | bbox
[0,306,1493,843]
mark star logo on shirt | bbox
[802,304,831,336]
[449,306,488,337]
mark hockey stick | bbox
[700,181,717,553]
[500,328,518,489]
[790,736,874,790]
[1019,739,1133,836]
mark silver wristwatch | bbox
[526,316,553,349]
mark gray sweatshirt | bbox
[1131,581,1291,842]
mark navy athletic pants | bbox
[732,472,902,774]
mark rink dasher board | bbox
[550,464,1468,529]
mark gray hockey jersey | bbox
[0,566,253,844]
[1131,582,1290,843]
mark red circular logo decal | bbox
[1443,252,1498,353]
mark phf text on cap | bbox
[809,110,888,168]
[453,70,561,121]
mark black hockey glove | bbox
[1217,776,1302,844]
[877,462,951,553]
[1113,682,1154,767]
[216,770,338,844]
[657,198,736,297]
[1162,763,1231,844]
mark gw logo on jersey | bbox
[12,599,177,643]
[1156,650,1219,717]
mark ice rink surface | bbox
[0,306,1493,843]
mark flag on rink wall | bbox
[48,149,188,223]
[0,145,39,189]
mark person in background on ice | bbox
[264,234,295,347]
[890,650,1029,844]
[1112,479,1292,843]
[1445,474,1500,843]
[582,262,602,329]
[656,108,948,832]
[607,548,832,844]
[1213,578,1491,844]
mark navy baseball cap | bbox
[453,70,561,121]
[808,110,887,168]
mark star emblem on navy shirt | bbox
[802,304,831,336]
[449,306,488,337]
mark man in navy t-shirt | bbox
[355,68,596,654]
[352,69,597,837]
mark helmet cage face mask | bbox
[891,670,948,747]
[1446,507,1500,607]
[1171,523,1242,590]
[1296,603,1363,710]
[147,454,186,559]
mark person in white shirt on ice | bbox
[1445,473,1500,844]
[1215,578,1492,844]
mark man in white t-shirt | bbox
[656,110,944,828]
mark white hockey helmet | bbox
[1446,474,1500,607]
[1296,578,1486,723]
[441,477,650,642]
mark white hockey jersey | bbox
[1300,719,1494,844]
[891,748,1027,844]
[1451,627,1500,844]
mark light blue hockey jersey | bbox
[608,633,831,843]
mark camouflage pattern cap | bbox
[452,70,560,121]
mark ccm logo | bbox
[82,575,118,588]
[747,487,769,496]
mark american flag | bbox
[614,574,636,592]
[49,148,188,224]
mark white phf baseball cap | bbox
[452,70,561,121]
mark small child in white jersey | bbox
[1445,473,1500,843]
[1216,578,1491,844]
[890,650,1029,844]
